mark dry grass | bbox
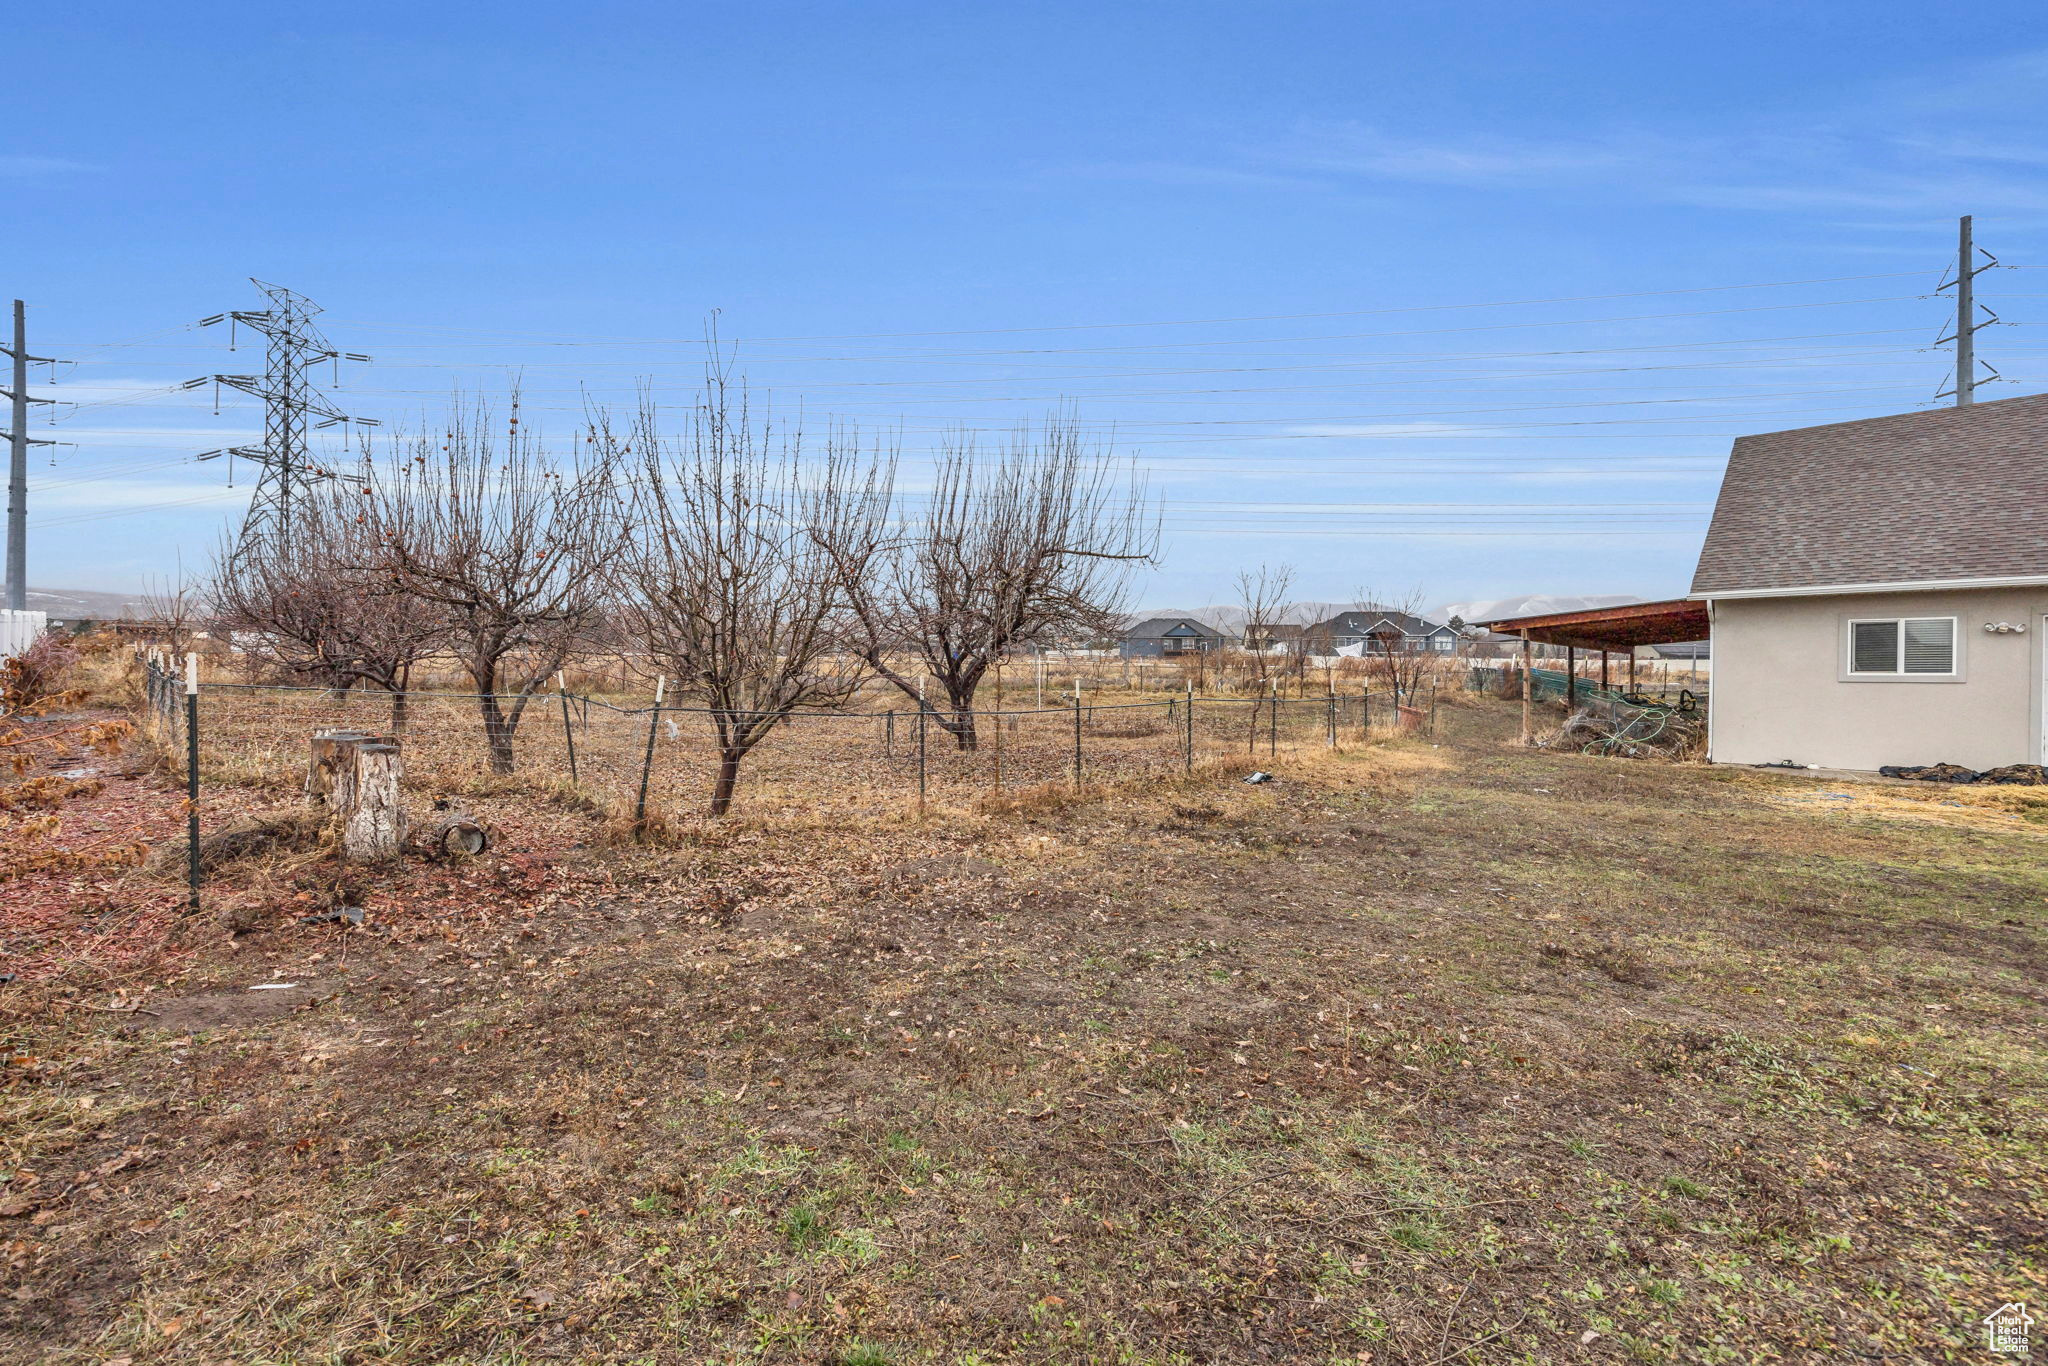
[2,698,2041,1363]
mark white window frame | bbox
[1843,615,1960,680]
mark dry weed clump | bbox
[49,630,143,708]
[0,634,82,713]
[0,643,143,882]
[147,807,332,877]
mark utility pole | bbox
[1,301,60,612]
[187,279,373,552]
[1938,215,2000,408]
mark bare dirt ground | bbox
[2,695,2043,1364]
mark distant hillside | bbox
[1124,595,1647,631]
[1438,593,1643,626]
[1125,601,1413,631]
[22,586,153,619]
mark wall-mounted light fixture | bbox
[1983,621,2028,635]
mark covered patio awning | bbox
[1476,598,1709,652]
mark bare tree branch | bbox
[601,374,889,816]
[835,416,1155,749]
[208,470,446,729]
[359,393,622,774]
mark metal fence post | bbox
[184,652,201,914]
[917,705,928,811]
[1072,697,1083,790]
[1269,692,1278,757]
[885,710,894,757]
[634,676,665,827]
[1326,692,1336,748]
[558,673,579,785]
[1185,686,1194,772]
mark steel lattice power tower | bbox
[187,279,374,549]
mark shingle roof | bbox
[1691,392,2048,595]
[1310,610,1448,636]
[1121,616,1228,639]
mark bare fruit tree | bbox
[835,418,1154,749]
[603,379,887,817]
[137,576,206,656]
[1351,585,1440,704]
[362,397,621,774]
[1234,561,1296,686]
[208,473,445,728]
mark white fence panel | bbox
[0,610,47,661]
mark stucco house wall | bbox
[1708,587,2045,771]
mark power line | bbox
[323,269,1940,346]
[320,292,1930,363]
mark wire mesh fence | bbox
[143,655,1430,821]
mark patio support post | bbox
[1566,646,1577,710]
[1519,633,1532,745]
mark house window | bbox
[1431,636,1453,653]
[1846,617,1956,677]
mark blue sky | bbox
[13,2,2048,610]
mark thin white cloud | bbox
[1130,47,2048,220]
[0,155,94,176]
[27,478,247,512]
[1281,125,1638,188]
[1057,160,1325,191]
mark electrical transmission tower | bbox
[187,279,374,548]
[2,300,62,613]
[1937,215,2002,407]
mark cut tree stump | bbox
[305,730,374,808]
[338,742,406,862]
[307,730,407,862]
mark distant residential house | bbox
[1118,617,1233,659]
[1308,609,1462,656]
[1243,621,1304,652]
[1692,391,2048,771]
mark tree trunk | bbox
[709,750,744,817]
[339,742,405,861]
[477,692,514,775]
[390,688,409,734]
[936,706,979,751]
